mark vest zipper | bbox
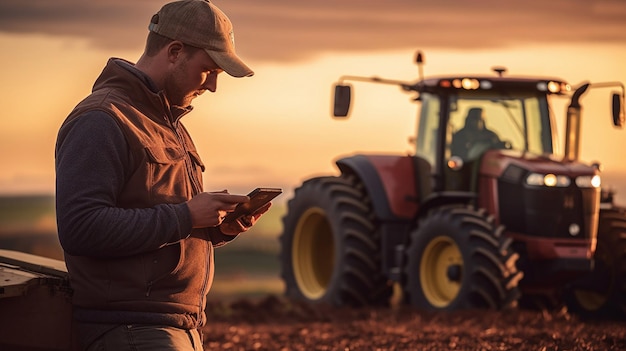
[166,118,202,195]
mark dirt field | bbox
[202,295,626,351]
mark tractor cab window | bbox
[447,92,553,160]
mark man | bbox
[450,107,501,160]
[55,1,267,350]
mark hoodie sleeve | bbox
[55,111,193,258]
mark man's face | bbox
[164,47,223,107]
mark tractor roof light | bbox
[575,175,601,188]
[462,78,480,90]
[538,81,572,94]
[526,173,571,187]
[480,80,493,89]
[547,81,561,93]
[443,78,481,90]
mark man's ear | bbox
[166,41,185,63]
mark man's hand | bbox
[186,191,249,228]
[219,202,272,235]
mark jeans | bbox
[79,324,203,351]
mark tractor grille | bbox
[498,177,598,240]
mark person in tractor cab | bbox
[55,1,269,350]
[450,107,501,160]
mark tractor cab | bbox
[413,74,569,194]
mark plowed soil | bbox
[202,295,625,351]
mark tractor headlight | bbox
[575,175,601,188]
[526,173,571,187]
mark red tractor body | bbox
[280,52,626,317]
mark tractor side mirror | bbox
[333,84,352,118]
[612,92,624,128]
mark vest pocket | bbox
[143,243,183,297]
[144,146,189,202]
[145,146,186,164]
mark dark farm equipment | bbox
[279,51,626,318]
[0,249,78,350]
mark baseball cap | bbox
[149,0,254,77]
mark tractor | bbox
[279,51,626,318]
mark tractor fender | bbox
[336,154,419,220]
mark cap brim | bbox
[207,50,254,78]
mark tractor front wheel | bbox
[404,205,522,311]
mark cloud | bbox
[0,0,152,49]
[1,0,625,62]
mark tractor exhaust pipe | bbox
[563,83,589,162]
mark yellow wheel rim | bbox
[292,207,335,300]
[572,290,608,311]
[419,236,463,307]
[572,246,611,312]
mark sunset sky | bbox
[1,0,626,204]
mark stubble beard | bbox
[164,60,194,108]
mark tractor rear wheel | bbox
[279,175,391,306]
[404,205,522,311]
[564,208,626,319]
